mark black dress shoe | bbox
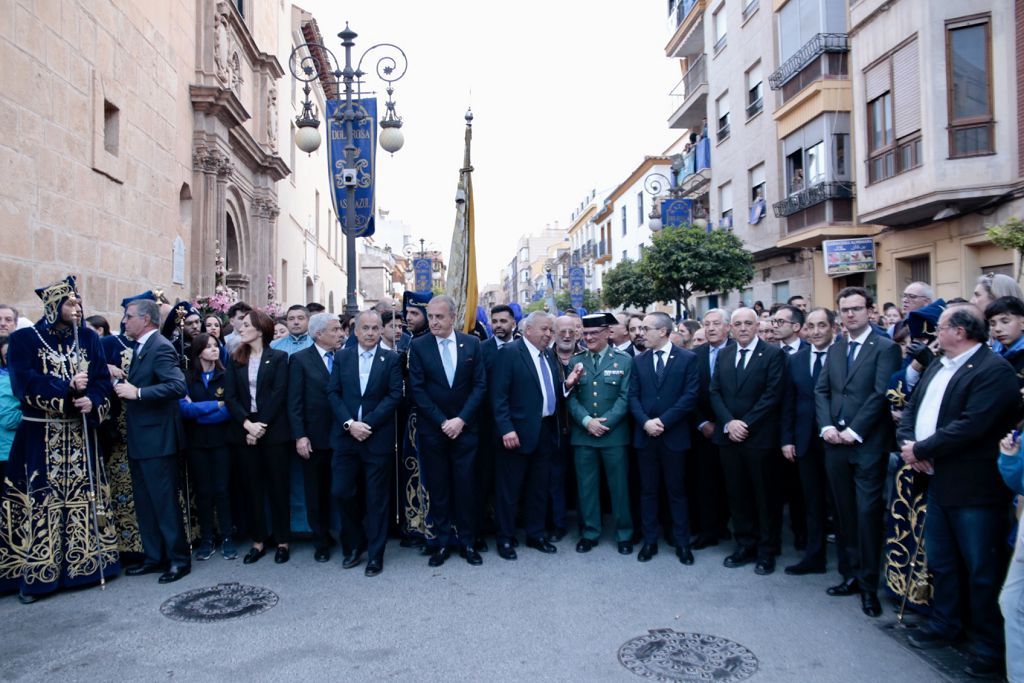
[420,544,437,556]
[274,546,290,564]
[525,537,557,554]
[691,535,719,550]
[459,546,483,566]
[497,541,517,560]
[314,548,330,563]
[637,544,658,562]
[243,546,266,565]
[17,591,38,605]
[125,562,165,576]
[474,538,489,553]
[158,565,191,584]
[428,547,450,567]
[907,630,953,650]
[754,557,775,575]
[723,548,756,568]
[676,547,694,565]
[342,548,366,569]
[617,541,633,555]
[549,527,566,542]
[364,559,383,577]
[826,577,859,596]
[964,655,1003,678]
[576,538,597,553]
[860,591,882,617]
[784,559,826,576]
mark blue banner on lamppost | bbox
[662,198,693,228]
[413,257,432,293]
[326,97,377,238]
[568,266,585,310]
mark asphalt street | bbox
[0,532,944,682]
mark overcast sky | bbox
[305,0,681,285]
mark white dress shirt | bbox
[913,344,982,443]
[781,338,801,355]
[314,343,334,371]
[523,338,554,417]
[652,340,673,373]
[131,328,159,400]
[734,337,759,368]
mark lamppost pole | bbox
[289,23,408,317]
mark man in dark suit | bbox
[772,304,810,552]
[897,304,1018,678]
[611,313,636,356]
[814,286,902,617]
[114,298,190,583]
[490,312,581,560]
[629,312,700,565]
[689,308,733,549]
[408,295,488,567]
[781,307,839,575]
[710,307,786,575]
[328,310,403,577]
[475,304,517,551]
[288,312,344,562]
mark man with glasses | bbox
[773,305,808,356]
[815,286,901,617]
[901,282,933,316]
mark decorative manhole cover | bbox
[618,629,759,682]
[160,583,278,623]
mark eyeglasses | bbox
[901,293,928,300]
[771,318,793,327]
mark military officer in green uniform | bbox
[569,313,634,555]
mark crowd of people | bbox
[0,273,1023,680]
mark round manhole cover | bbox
[618,629,759,682]
[160,583,278,623]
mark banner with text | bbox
[413,258,433,293]
[662,198,693,228]
[326,97,377,237]
[568,266,586,311]
[823,238,876,277]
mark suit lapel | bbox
[844,334,877,386]
[735,343,763,391]
[655,349,675,387]
[518,341,542,394]
[365,346,384,391]
[129,333,157,381]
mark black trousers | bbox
[824,446,887,591]
[720,444,780,560]
[780,456,807,541]
[638,442,691,547]
[419,431,477,548]
[333,445,393,561]
[690,432,730,539]
[237,440,290,545]
[495,416,556,542]
[187,445,232,543]
[302,448,333,551]
[129,455,190,566]
[795,441,828,566]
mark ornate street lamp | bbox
[289,23,408,316]
[643,171,708,232]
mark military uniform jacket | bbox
[567,346,632,448]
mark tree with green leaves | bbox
[986,216,1024,282]
[601,258,658,311]
[641,224,754,317]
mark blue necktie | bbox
[359,351,372,395]
[441,339,455,387]
[655,350,665,376]
[325,350,334,374]
[846,341,859,373]
[709,345,719,377]
[539,351,555,416]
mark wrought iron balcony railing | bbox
[768,33,849,90]
[772,181,855,218]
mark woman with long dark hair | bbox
[179,333,235,560]
[203,313,229,365]
[223,310,291,564]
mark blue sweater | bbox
[0,371,22,461]
[178,371,230,425]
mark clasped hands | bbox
[821,427,857,446]
[70,371,93,414]
[899,440,934,474]
[244,419,267,446]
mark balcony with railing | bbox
[768,33,849,91]
[666,0,706,58]
[596,239,611,264]
[773,181,854,218]
[673,136,712,198]
[667,53,708,130]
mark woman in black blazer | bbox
[179,333,234,561]
[223,310,292,564]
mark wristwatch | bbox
[137,388,142,400]
[343,419,353,431]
